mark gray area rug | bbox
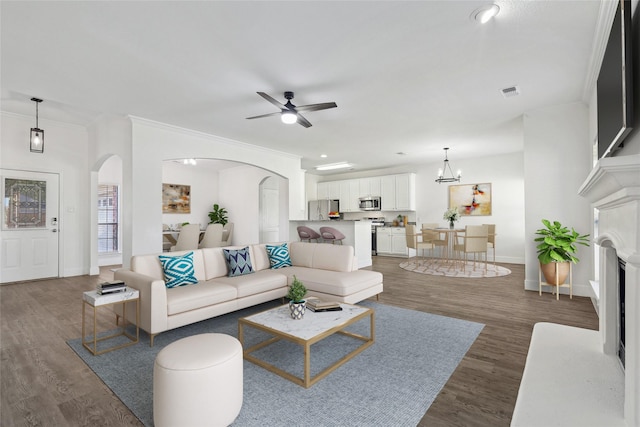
[68,300,483,426]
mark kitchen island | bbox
[289,220,372,268]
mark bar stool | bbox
[297,226,321,242]
[319,226,345,244]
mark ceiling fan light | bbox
[281,111,297,124]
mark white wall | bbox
[523,102,593,295]
[1,112,90,277]
[219,165,288,245]
[310,150,526,264]
[414,151,525,264]
[162,161,219,228]
[129,117,304,262]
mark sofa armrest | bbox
[114,269,168,335]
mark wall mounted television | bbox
[597,0,634,159]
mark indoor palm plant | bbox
[534,219,590,285]
[287,275,308,319]
[207,203,228,226]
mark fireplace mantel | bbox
[514,155,639,426]
[579,154,639,426]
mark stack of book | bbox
[306,297,342,312]
[98,280,126,295]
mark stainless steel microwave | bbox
[359,196,381,211]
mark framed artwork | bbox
[449,183,492,216]
[162,183,191,214]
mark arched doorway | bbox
[259,176,279,243]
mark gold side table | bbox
[82,288,139,355]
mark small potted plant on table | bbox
[287,275,307,319]
[534,219,590,285]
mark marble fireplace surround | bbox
[578,154,640,426]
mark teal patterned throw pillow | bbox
[158,251,199,288]
[223,247,254,277]
[266,243,292,269]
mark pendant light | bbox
[435,147,461,183]
[30,98,44,153]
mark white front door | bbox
[1,170,60,283]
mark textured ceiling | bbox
[1,1,605,174]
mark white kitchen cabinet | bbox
[328,181,340,199]
[317,182,329,200]
[318,173,412,212]
[380,173,415,211]
[339,180,360,212]
[376,228,391,254]
[358,177,381,198]
[376,227,409,257]
[394,173,415,211]
[369,177,381,197]
[380,175,396,210]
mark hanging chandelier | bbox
[30,98,44,153]
[435,147,461,183]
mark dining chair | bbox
[162,224,173,252]
[483,224,496,267]
[405,224,434,262]
[453,225,489,272]
[297,226,321,242]
[221,223,234,246]
[420,223,447,259]
[198,223,224,248]
[319,226,345,244]
[170,223,201,252]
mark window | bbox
[98,184,119,253]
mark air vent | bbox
[501,85,520,98]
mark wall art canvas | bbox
[449,183,492,216]
[162,183,191,214]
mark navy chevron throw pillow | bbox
[223,247,254,277]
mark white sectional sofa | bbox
[114,242,383,345]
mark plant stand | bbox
[539,263,572,300]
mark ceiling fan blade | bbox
[246,111,281,120]
[296,113,312,128]
[295,102,337,112]
[257,92,286,109]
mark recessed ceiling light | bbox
[396,152,406,156]
[320,154,328,158]
[315,162,353,171]
[471,4,500,24]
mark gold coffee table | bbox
[238,303,374,388]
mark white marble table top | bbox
[83,288,139,307]
[241,303,370,341]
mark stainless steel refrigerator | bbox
[308,200,339,220]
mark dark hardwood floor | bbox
[0,256,598,426]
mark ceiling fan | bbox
[246,91,337,128]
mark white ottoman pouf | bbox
[153,333,243,427]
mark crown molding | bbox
[581,0,618,102]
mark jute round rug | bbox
[399,259,511,278]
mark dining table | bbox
[162,228,206,246]
[422,227,465,266]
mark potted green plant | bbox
[286,275,307,319]
[207,204,228,226]
[534,219,590,285]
